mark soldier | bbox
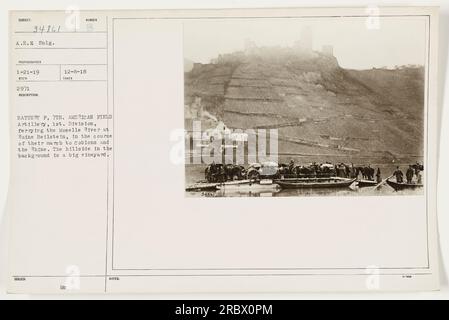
[416,161,424,171]
[288,159,295,175]
[345,164,350,178]
[367,164,373,180]
[415,166,422,184]
[376,168,381,183]
[350,163,356,179]
[337,163,344,177]
[393,166,404,183]
[406,165,414,184]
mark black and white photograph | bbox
[184,17,427,197]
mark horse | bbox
[319,163,336,177]
[294,165,316,177]
[224,164,246,181]
[205,163,226,183]
[335,163,348,178]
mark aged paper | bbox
[7,7,439,293]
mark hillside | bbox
[184,47,424,164]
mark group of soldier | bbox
[392,163,424,184]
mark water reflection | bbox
[186,183,423,198]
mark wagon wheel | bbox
[247,170,260,180]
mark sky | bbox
[183,16,427,70]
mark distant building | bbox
[244,38,257,55]
[300,26,313,51]
[322,45,334,56]
[293,26,313,52]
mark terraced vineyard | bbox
[184,47,424,164]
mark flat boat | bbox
[386,178,423,191]
[216,179,280,193]
[274,177,356,189]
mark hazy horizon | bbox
[183,16,427,70]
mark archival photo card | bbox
[6,7,439,294]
